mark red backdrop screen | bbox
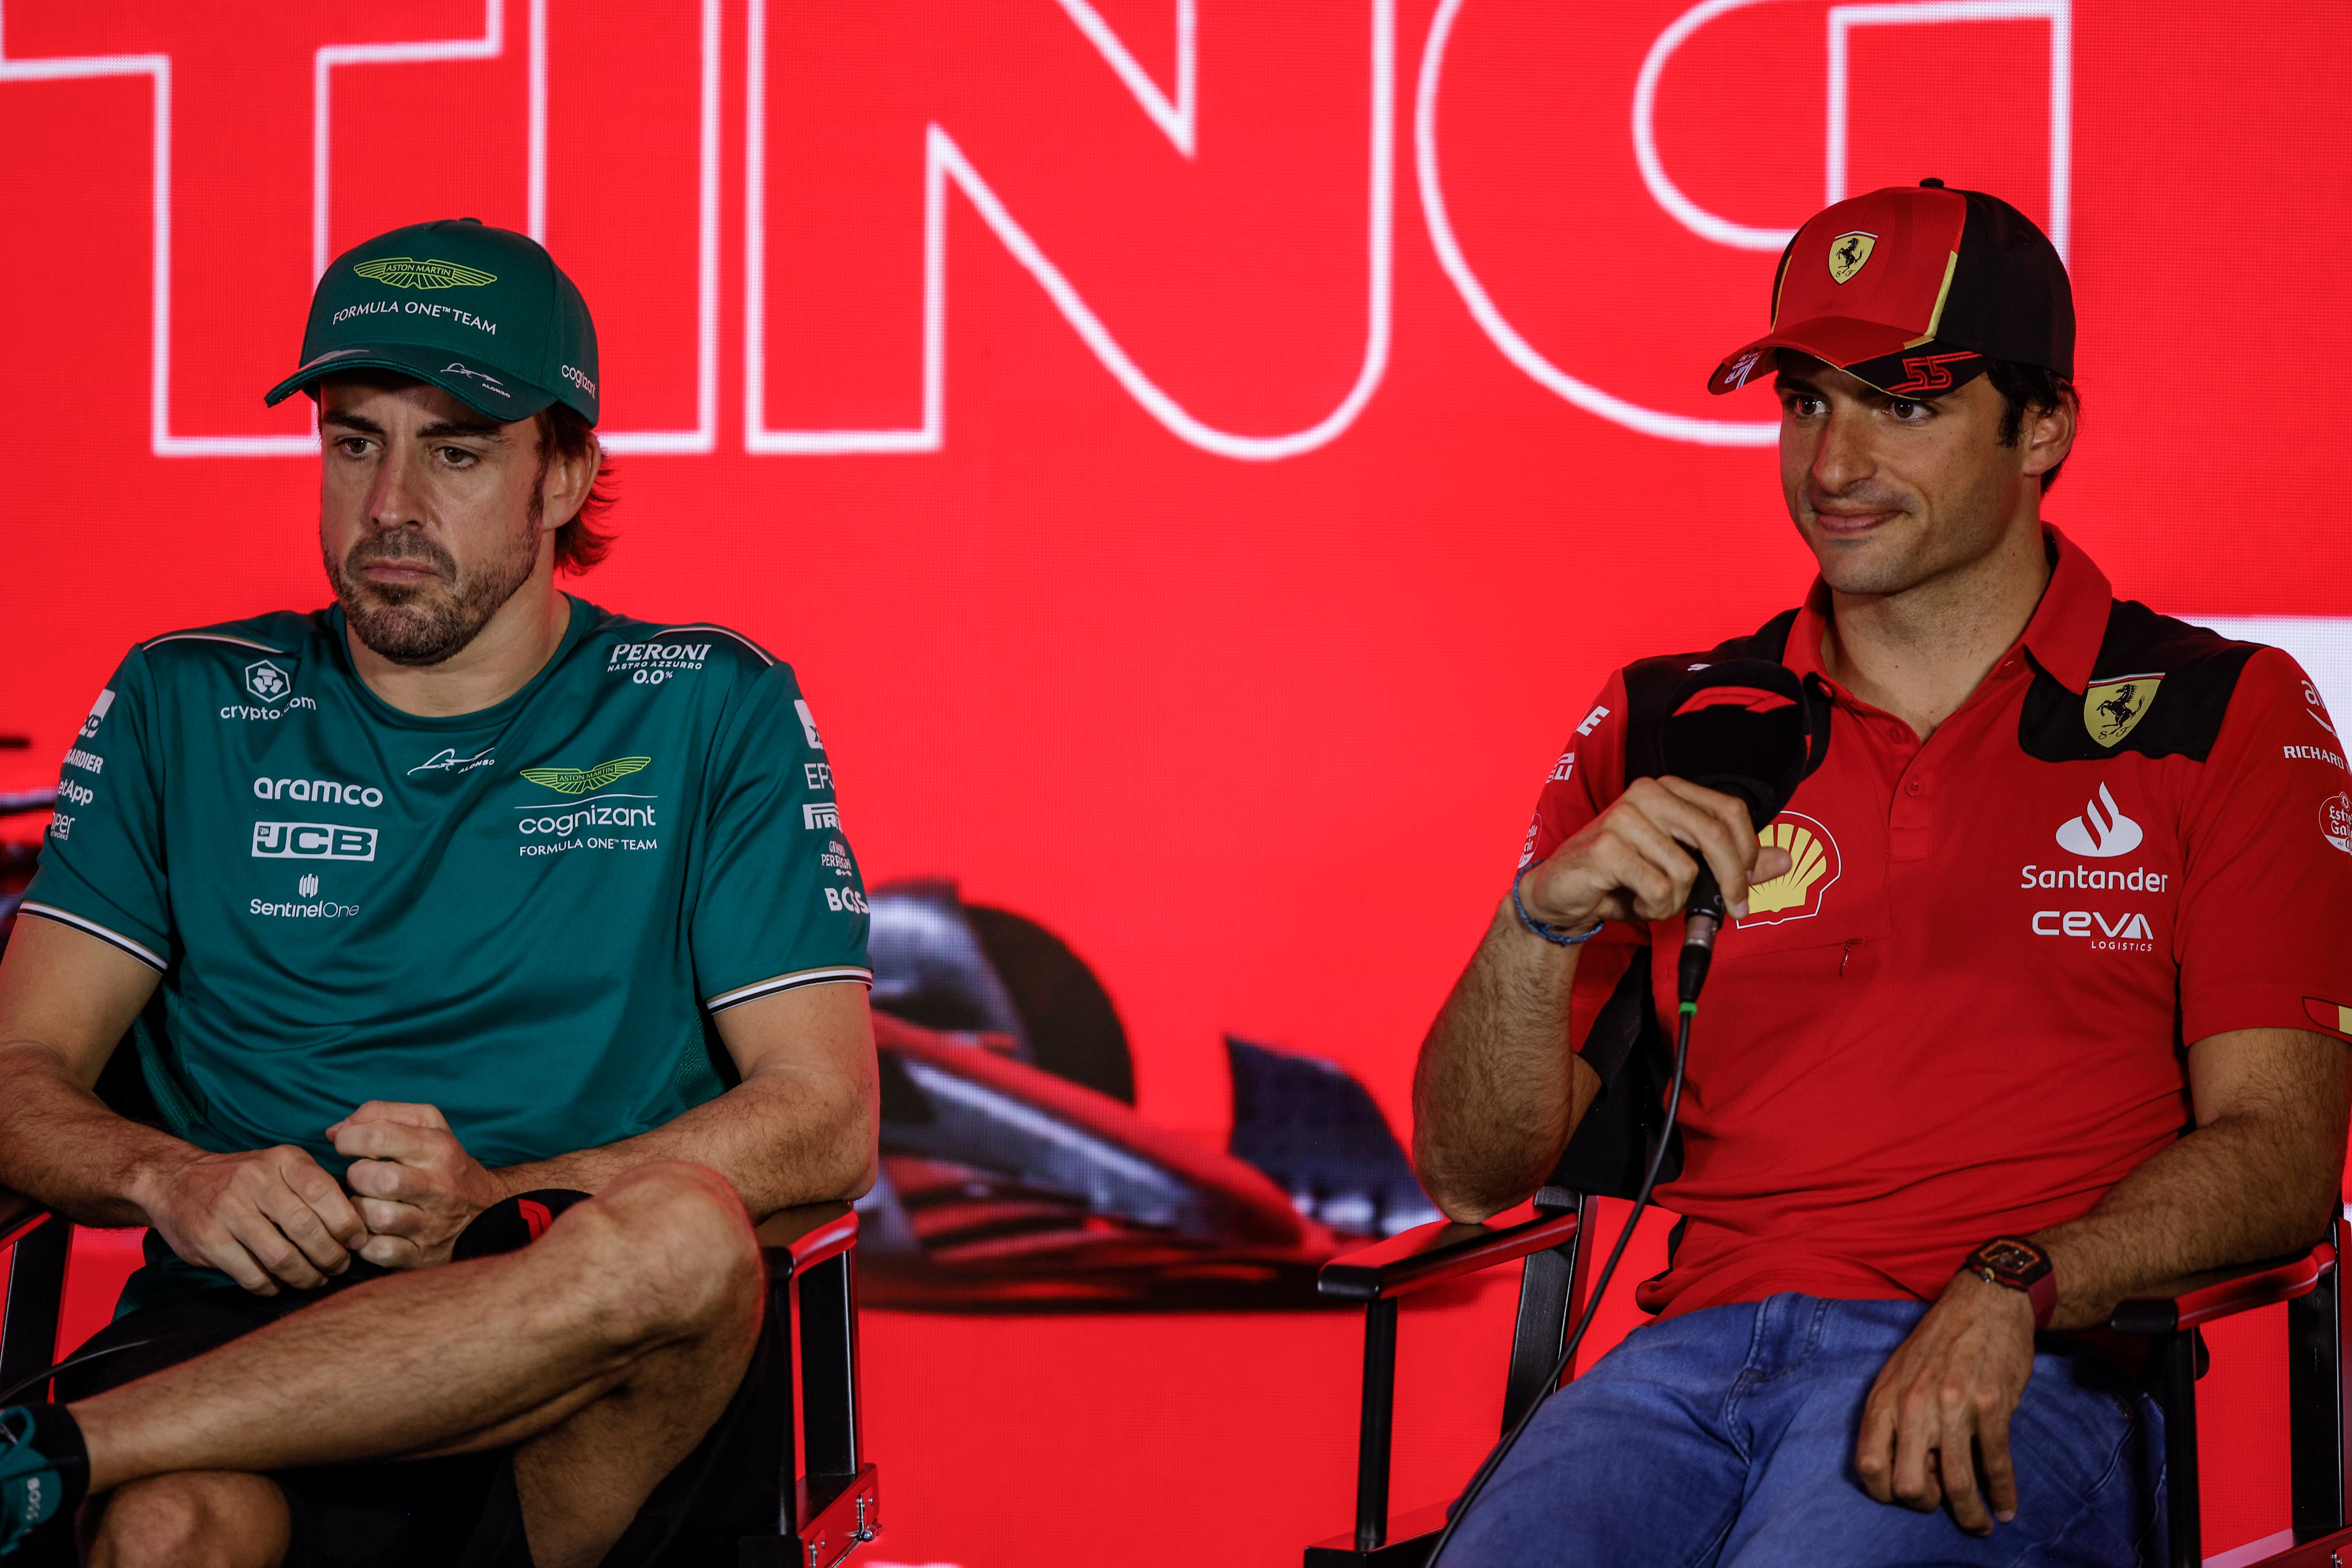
[4,1,2347,1560]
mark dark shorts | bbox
[56,1262,788,1568]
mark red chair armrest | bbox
[756,1201,859,1276]
[1317,1209,1581,1303]
[0,1206,51,1257]
[2109,1241,2335,1335]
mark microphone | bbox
[1416,661,1823,1568]
[1658,660,1817,1003]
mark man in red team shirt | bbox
[1414,181,2352,1561]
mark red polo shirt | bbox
[1523,529,2352,1319]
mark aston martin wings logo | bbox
[520,756,651,794]
[353,256,498,290]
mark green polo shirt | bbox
[26,597,869,1301]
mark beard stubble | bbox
[325,498,544,667]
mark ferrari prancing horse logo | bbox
[1827,232,1877,284]
[2083,674,2163,748]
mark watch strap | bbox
[2023,1267,2056,1331]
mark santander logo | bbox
[2055,784,2143,858]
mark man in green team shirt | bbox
[0,219,879,1567]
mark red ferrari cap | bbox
[1708,180,2072,399]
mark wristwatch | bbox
[1963,1236,2057,1330]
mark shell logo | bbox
[1741,812,1840,926]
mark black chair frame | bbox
[0,1200,879,1568]
[1308,1191,2352,1568]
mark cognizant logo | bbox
[517,800,658,837]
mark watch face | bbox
[1975,1239,2049,1285]
[1981,1242,2039,1274]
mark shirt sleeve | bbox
[1513,669,1648,1053]
[20,651,171,971]
[1520,670,1632,870]
[2176,646,2352,1046]
[691,662,873,1011]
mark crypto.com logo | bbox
[1,0,2068,460]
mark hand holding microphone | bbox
[1517,660,1823,1001]
[1435,661,1827,1568]
[1516,779,1785,923]
[1657,660,1821,999]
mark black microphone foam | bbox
[1658,660,1815,1001]
[1659,659,1812,829]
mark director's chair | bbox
[1307,950,2352,1568]
[0,1195,880,1568]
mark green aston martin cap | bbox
[265,217,599,425]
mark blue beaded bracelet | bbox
[1511,875,1604,947]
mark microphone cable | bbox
[1421,995,1698,1568]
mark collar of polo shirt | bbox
[1783,526,2109,700]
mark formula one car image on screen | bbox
[0,782,1435,1312]
[857,880,1437,1310]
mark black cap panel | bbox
[1941,189,2074,377]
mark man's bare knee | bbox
[565,1162,763,1348]
[85,1471,290,1568]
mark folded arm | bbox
[500,981,878,1215]
[332,980,879,1267]
[0,915,159,1228]
[2037,1024,2347,1324]
[0,915,879,1287]
[1410,896,1599,1222]
[1412,777,1777,1221]
[0,915,371,1294]
[1856,1025,2348,1534]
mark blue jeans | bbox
[1445,1294,2164,1566]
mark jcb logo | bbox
[252,822,378,861]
